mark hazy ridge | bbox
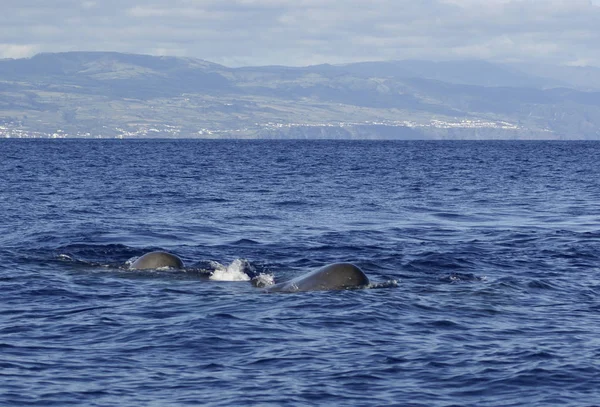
[1,52,600,139]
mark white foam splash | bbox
[251,273,275,288]
[125,256,138,267]
[209,259,251,281]
[366,279,399,289]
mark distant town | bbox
[0,118,528,139]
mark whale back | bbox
[130,251,184,270]
[265,263,369,292]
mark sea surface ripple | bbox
[1,139,600,406]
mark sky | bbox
[1,0,600,67]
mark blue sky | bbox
[2,0,600,67]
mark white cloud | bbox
[0,0,599,66]
[0,44,39,59]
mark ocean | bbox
[1,139,600,406]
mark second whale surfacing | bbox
[260,263,370,293]
[129,251,184,270]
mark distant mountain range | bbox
[1,51,600,139]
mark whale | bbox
[260,263,369,293]
[130,251,184,270]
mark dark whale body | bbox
[130,251,184,270]
[263,263,369,293]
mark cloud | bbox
[0,0,599,67]
[0,44,39,59]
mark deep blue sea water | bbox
[1,139,600,406]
